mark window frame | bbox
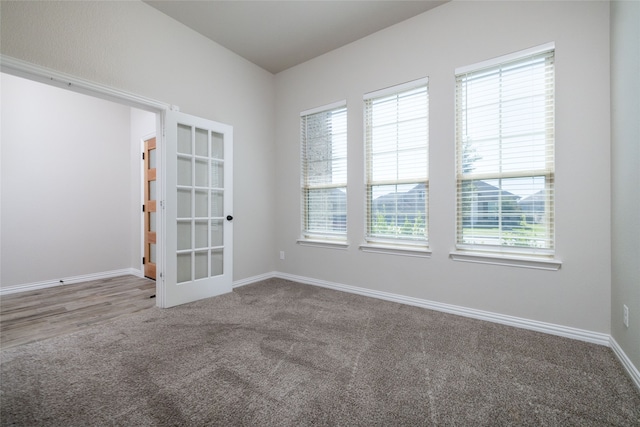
[299,100,348,246]
[452,42,561,269]
[361,78,430,256]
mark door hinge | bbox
[142,257,146,265]
[142,204,145,212]
[142,152,145,160]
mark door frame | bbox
[1,55,170,306]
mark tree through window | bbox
[300,101,347,240]
[455,44,555,255]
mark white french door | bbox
[158,110,233,308]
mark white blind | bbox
[455,47,555,254]
[364,79,429,244]
[301,102,347,238]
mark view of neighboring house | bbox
[462,180,522,229]
[371,183,426,227]
[518,189,547,224]
[369,181,547,231]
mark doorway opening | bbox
[1,63,162,302]
[2,55,234,309]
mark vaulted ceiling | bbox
[143,1,448,74]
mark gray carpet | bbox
[1,278,639,426]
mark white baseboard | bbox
[232,271,278,289]
[273,272,611,347]
[6,268,637,391]
[273,273,640,392]
[0,268,143,296]
[610,337,640,391]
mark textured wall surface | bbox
[275,1,611,334]
[1,73,133,286]
[611,0,640,376]
[0,0,277,284]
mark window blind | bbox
[364,78,429,244]
[455,46,555,255]
[300,102,347,239]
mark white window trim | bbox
[454,43,557,265]
[360,242,431,258]
[449,250,561,271]
[300,100,347,118]
[362,77,429,100]
[455,42,555,75]
[297,239,350,250]
[299,100,348,244]
[363,77,430,248]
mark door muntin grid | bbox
[176,124,225,283]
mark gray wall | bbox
[275,1,611,333]
[1,73,156,287]
[611,0,640,375]
[0,0,277,285]
[1,74,134,286]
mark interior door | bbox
[158,110,233,308]
[143,136,157,280]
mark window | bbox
[300,101,347,241]
[455,43,555,257]
[364,78,429,248]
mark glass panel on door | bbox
[176,126,226,284]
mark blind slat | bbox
[456,48,555,254]
[365,81,429,244]
[301,104,348,238]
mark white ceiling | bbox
[143,1,448,74]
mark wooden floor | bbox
[0,275,156,350]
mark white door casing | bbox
[1,56,234,308]
[157,110,233,308]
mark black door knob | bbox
[226,215,233,221]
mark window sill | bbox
[359,243,431,258]
[297,239,349,250]
[449,250,561,271]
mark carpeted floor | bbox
[1,278,639,426]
